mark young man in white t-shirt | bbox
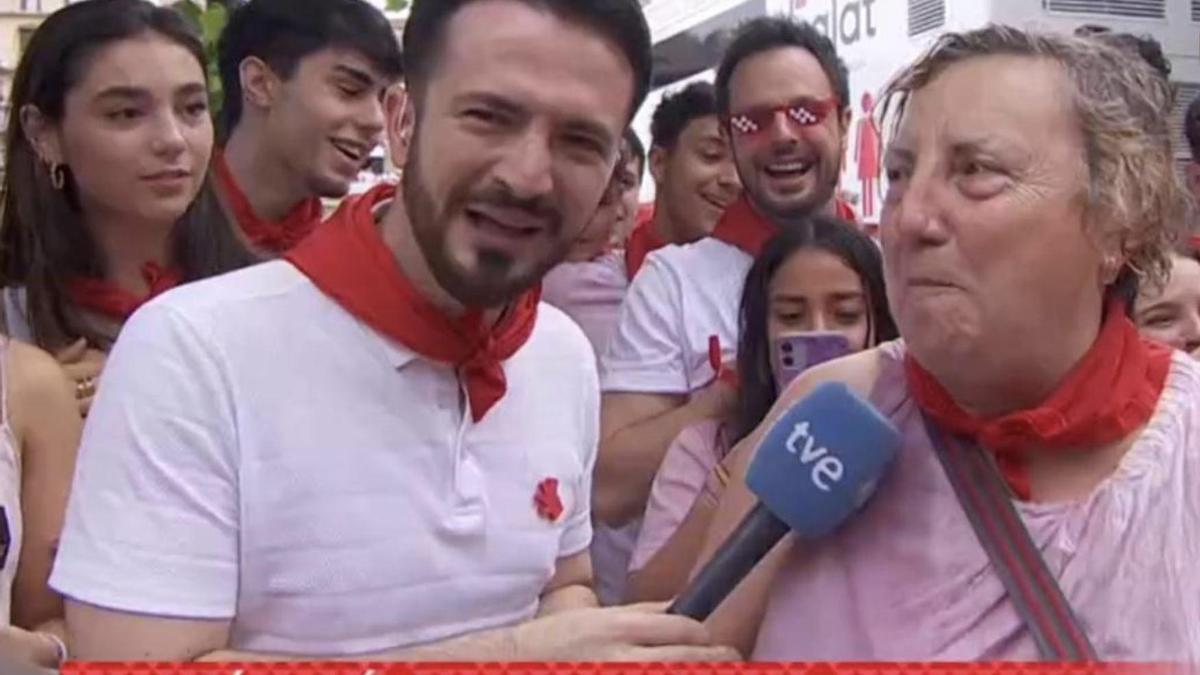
[596,18,854,528]
[213,0,403,254]
[623,81,742,281]
[49,0,735,663]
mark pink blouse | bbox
[752,340,1200,661]
[629,419,727,573]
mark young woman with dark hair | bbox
[0,1,261,667]
[0,0,255,414]
[624,216,896,602]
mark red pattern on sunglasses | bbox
[727,97,838,136]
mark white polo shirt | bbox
[50,260,598,656]
[601,238,752,395]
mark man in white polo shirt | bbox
[49,0,735,663]
[595,17,856,527]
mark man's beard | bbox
[740,150,841,224]
[401,130,570,309]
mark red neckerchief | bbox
[1189,235,1200,253]
[711,197,860,257]
[623,209,665,280]
[285,185,540,423]
[835,198,858,222]
[214,150,324,254]
[66,262,182,321]
[905,298,1172,500]
[710,197,777,256]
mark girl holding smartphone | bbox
[624,217,895,603]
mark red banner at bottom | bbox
[59,663,1197,675]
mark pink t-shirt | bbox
[542,252,631,604]
[753,340,1200,661]
[629,419,727,573]
[541,253,628,367]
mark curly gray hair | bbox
[880,24,1193,291]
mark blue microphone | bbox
[667,381,901,620]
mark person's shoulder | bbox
[140,261,313,322]
[533,302,594,359]
[647,237,749,272]
[5,339,77,435]
[1161,351,1200,421]
[633,238,748,307]
[6,339,68,395]
[677,417,725,447]
[591,251,630,287]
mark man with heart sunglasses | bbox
[598,17,854,547]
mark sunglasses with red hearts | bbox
[726,97,839,137]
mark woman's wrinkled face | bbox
[1136,253,1200,354]
[880,55,1106,369]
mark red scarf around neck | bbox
[905,298,1173,500]
[711,197,859,258]
[284,185,541,423]
[710,197,775,257]
[67,262,182,322]
[214,150,324,254]
[624,217,667,281]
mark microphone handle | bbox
[667,503,790,620]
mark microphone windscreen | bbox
[746,381,902,539]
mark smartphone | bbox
[771,332,852,389]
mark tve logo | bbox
[784,420,844,491]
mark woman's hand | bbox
[54,339,106,416]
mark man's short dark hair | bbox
[715,17,849,118]
[624,128,646,177]
[1076,27,1172,80]
[1186,93,1200,162]
[402,0,652,123]
[218,0,403,137]
[650,81,718,151]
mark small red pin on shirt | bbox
[708,335,741,389]
[534,478,564,522]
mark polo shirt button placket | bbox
[445,379,485,534]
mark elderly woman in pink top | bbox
[696,26,1197,661]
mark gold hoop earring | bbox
[48,162,65,191]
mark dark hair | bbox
[1187,93,1200,162]
[624,128,646,177]
[0,0,256,349]
[650,81,718,151]
[715,17,850,118]
[731,217,897,443]
[218,0,403,137]
[402,0,652,123]
[1074,25,1172,80]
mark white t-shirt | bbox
[601,238,752,395]
[50,261,599,656]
